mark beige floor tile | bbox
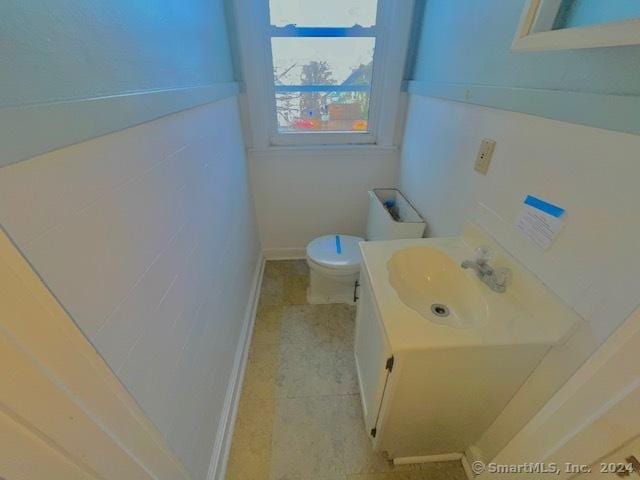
[265,260,309,277]
[270,395,397,479]
[226,396,276,480]
[243,340,358,399]
[332,395,418,475]
[259,273,285,306]
[347,461,466,479]
[260,260,309,306]
[252,305,285,345]
[270,395,356,479]
[241,341,281,399]
[278,342,359,397]
[296,477,347,480]
[347,474,424,480]
[419,461,467,479]
[281,274,309,305]
[280,304,355,347]
[253,303,355,348]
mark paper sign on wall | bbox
[515,195,565,250]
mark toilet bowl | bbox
[306,234,363,304]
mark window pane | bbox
[275,91,370,133]
[272,38,374,86]
[269,0,378,27]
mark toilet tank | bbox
[366,189,426,241]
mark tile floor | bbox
[225,260,467,480]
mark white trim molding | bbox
[249,144,398,161]
[406,81,640,137]
[512,0,640,51]
[461,455,475,480]
[207,255,265,480]
[393,453,463,465]
[0,82,239,168]
[392,453,474,480]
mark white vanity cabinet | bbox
[354,231,580,461]
[354,263,550,460]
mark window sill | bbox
[269,131,377,146]
[248,144,398,159]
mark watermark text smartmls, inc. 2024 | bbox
[470,460,636,476]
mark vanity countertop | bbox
[359,224,581,352]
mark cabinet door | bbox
[354,271,393,437]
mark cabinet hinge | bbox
[385,356,394,372]
[370,427,377,437]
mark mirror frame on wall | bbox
[512,0,640,51]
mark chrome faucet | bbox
[461,246,511,293]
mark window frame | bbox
[233,0,414,149]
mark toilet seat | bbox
[306,234,363,276]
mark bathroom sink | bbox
[387,247,488,329]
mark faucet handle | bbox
[494,267,512,287]
[474,246,493,264]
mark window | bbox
[268,0,379,139]
[235,0,412,148]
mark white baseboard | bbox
[462,444,484,479]
[461,455,475,479]
[206,254,265,480]
[394,453,474,479]
[263,247,306,260]
[307,291,355,305]
[393,453,463,465]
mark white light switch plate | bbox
[475,139,496,174]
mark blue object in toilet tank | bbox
[335,235,342,254]
[382,199,402,222]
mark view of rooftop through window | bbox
[268,0,378,134]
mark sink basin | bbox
[387,247,488,329]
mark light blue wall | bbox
[1,0,238,165]
[1,0,234,106]
[411,0,640,94]
[406,0,640,134]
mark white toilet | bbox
[305,189,426,304]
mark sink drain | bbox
[431,303,450,317]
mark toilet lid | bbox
[307,235,363,272]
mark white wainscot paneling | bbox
[0,97,261,480]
